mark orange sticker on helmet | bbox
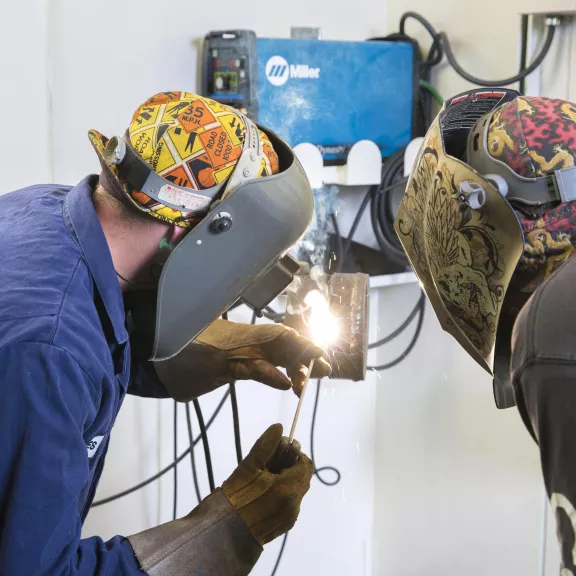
[163,165,193,188]
[177,99,216,132]
[199,126,241,169]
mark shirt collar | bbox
[63,175,128,344]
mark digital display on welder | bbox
[210,56,244,95]
[202,31,258,119]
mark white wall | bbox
[0,0,51,193]
[372,286,543,575]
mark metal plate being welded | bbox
[284,272,369,381]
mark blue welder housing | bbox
[256,38,416,162]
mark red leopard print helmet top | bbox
[486,96,576,307]
[487,96,576,177]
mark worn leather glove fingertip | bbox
[312,356,332,377]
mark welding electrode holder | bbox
[267,437,302,474]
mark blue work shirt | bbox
[0,176,168,574]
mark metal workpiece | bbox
[284,272,369,381]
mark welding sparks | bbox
[304,289,340,348]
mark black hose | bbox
[399,11,558,87]
[339,186,372,269]
[369,291,425,349]
[193,398,216,493]
[440,26,556,87]
[270,533,289,576]
[368,297,425,371]
[519,14,529,94]
[173,401,178,520]
[91,389,230,507]
[310,379,341,486]
[185,402,203,504]
[263,306,285,322]
[338,178,408,272]
[222,310,243,466]
[400,11,441,43]
[229,383,243,465]
[371,151,407,267]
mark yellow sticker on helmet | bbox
[220,113,246,147]
[166,124,204,162]
[214,164,234,184]
[131,127,156,162]
[149,138,176,173]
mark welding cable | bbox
[399,12,442,52]
[519,15,529,94]
[399,11,558,87]
[185,402,203,504]
[310,379,341,487]
[367,295,425,371]
[229,383,243,465]
[371,151,408,268]
[228,308,259,465]
[368,291,425,349]
[337,178,408,271]
[173,400,178,520]
[440,26,556,87]
[221,310,244,465]
[338,186,371,270]
[263,306,285,323]
[270,533,289,576]
[91,389,230,507]
[193,398,216,493]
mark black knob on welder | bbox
[210,212,233,233]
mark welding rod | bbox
[288,357,315,444]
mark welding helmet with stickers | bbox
[90,91,313,361]
[394,88,576,409]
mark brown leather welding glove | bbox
[155,319,331,401]
[222,424,313,545]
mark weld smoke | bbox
[287,185,339,315]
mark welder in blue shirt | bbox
[0,91,331,575]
